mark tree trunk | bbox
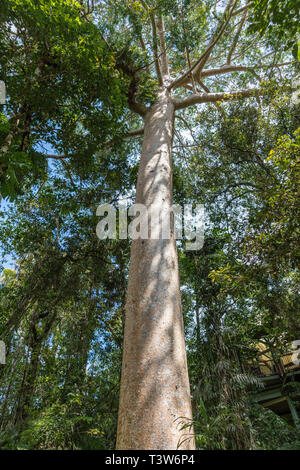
[116,88,195,450]
[14,343,41,426]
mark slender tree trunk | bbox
[116,88,195,450]
[14,343,41,426]
[195,299,201,352]
[0,347,21,430]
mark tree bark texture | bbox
[116,89,195,450]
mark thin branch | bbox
[231,2,254,17]
[139,36,150,74]
[175,114,199,143]
[104,128,145,147]
[230,33,260,62]
[197,79,210,93]
[199,61,295,79]
[193,0,238,75]
[157,16,169,78]
[45,128,145,161]
[60,158,76,188]
[139,0,150,13]
[44,154,67,160]
[168,0,238,90]
[224,181,265,192]
[140,0,163,85]
[181,5,197,93]
[227,7,248,64]
[126,128,144,137]
[150,13,163,85]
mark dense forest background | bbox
[0,0,299,450]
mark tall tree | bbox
[111,0,295,449]
[0,0,296,450]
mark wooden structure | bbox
[250,344,300,430]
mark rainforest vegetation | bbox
[0,0,299,450]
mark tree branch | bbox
[196,61,295,79]
[44,154,67,160]
[104,128,145,147]
[149,13,163,85]
[231,2,254,18]
[126,128,144,138]
[140,0,163,85]
[115,61,147,117]
[173,88,264,110]
[226,7,248,64]
[157,16,169,79]
[168,0,238,90]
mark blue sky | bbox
[0,198,16,272]
[0,141,60,273]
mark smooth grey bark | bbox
[116,88,195,450]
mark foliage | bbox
[0,0,299,451]
[248,0,300,59]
